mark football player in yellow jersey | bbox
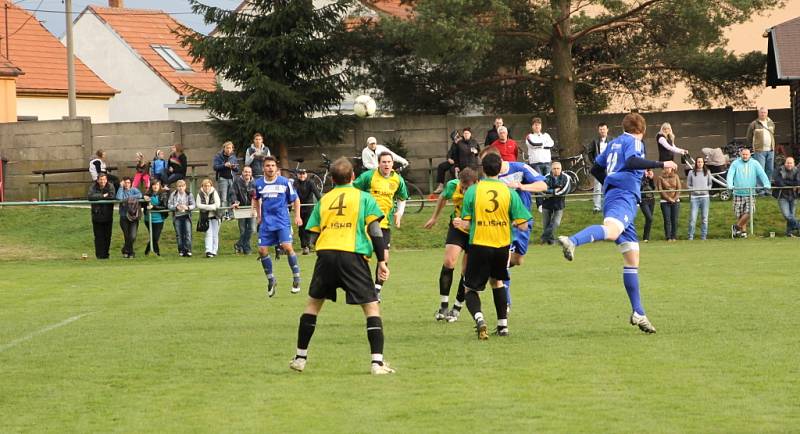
[454,153,532,340]
[353,151,409,299]
[289,157,396,375]
[423,168,478,322]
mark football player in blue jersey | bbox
[254,156,303,297]
[557,113,677,333]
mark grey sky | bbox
[14,0,240,37]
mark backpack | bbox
[126,197,142,222]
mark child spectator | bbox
[143,180,169,256]
[686,157,712,240]
[151,149,168,187]
[196,178,222,258]
[115,176,143,258]
[656,166,681,241]
[166,143,188,185]
[168,179,195,257]
[132,152,151,191]
[640,169,656,242]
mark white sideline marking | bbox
[0,312,93,353]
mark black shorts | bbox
[445,223,469,250]
[308,251,378,305]
[464,245,510,291]
[381,228,391,249]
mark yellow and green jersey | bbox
[461,178,531,248]
[305,184,384,256]
[441,178,468,233]
[353,169,409,229]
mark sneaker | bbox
[234,245,243,254]
[445,308,460,322]
[493,326,509,337]
[557,236,575,261]
[178,251,185,257]
[740,232,748,239]
[302,247,310,255]
[731,224,738,239]
[186,252,192,257]
[435,307,448,321]
[475,319,489,340]
[267,278,277,298]
[629,312,656,334]
[291,279,301,294]
[206,252,212,258]
[433,183,444,194]
[371,362,396,375]
[289,357,306,372]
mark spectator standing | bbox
[166,143,188,185]
[525,117,554,176]
[746,107,776,194]
[586,122,610,212]
[361,136,408,170]
[213,141,239,220]
[656,166,681,241]
[726,148,770,238]
[116,176,143,258]
[656,123,688,162]
[132,152,151,191]
[686,157,712,240]
[151,149,168,187]
[453,127,481,171]
[773,157,799,237]
[88,173,116,259]
[245,132,270,178]
[433,130,462,194]
[143,180,169,256]
[197,178,222,258]
[489,126,518,162]
[541,161,570,244]
[640,169,656,242]
[294,168,321,255]
[484,117,507,147]
[168,179,196,256]
[89,149,119,190]
[232,166,257,254]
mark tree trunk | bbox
[550,1,581,158]
[275,143,289,169]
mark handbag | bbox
[197,213,209,232]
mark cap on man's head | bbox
[367,137,377,145]
[297,168,307,174]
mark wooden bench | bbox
[31,166,118,201]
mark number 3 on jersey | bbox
[485,190,499,213]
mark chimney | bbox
[108,0,123,8]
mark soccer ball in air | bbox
[353,95,377,118]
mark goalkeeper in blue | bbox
[557,113,677,334]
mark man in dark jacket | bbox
[293,169,321,254]
[541,162,571,244]
[232,166,257,254]
[452,127,481,171]
[433,130,462,193]
[213,141,240,219]
[484,117,510,147]
[773,156,799,236]
[88,173,116,259]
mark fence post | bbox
[749,187,755,236]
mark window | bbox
[151,45,193,71]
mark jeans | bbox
[119,218,139,256]
[92,221,113,259]
[204,218,220,255]
[173,215,192,254]
[217,177,234,218]
[145,221,164,255]
[165,173,184,186]
[752,151,774,192]
[660,201,680,240]
[541,208,564,242]
[236,217,255,253]
[299,209,313,248]
[778,198,798,235]
[688,196,710,240]
[640,201,654,241]
[592,178,602,210]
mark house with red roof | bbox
[70,1,217,122]
[0,0,117,122]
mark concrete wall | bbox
[16,96,110,123]
[70,12,179,122]
[0,108,794,201]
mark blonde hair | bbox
[201,178,214,187]
[176,179,187,188]
[222,141,234,150]
[659,122,675,142]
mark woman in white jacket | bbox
[197,178,222,257]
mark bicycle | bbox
[396,164,426,214]
[280,158,324,192]
[560,153,594,193]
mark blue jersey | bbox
[596,132,646,201]
[255,175,298,231]
[499,162,545,209]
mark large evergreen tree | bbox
[178,0,355,163]
[349,0,781,156]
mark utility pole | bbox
[65,0,77,118]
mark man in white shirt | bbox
[525,117,554,176]
[361,136,409,170]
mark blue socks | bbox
[260,255,273,279]
[623,267,645,315]
[570,225,607,247]
[288,254,300,277]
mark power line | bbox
[16,7,199,15]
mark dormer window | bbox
[152,45,192,71]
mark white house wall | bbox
[68,13,180,122]
[17,96,110,122]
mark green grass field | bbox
[1,201,799,432]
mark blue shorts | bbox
[510,221,532,256]
[603,188,639,245]
[258,226,293,247]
